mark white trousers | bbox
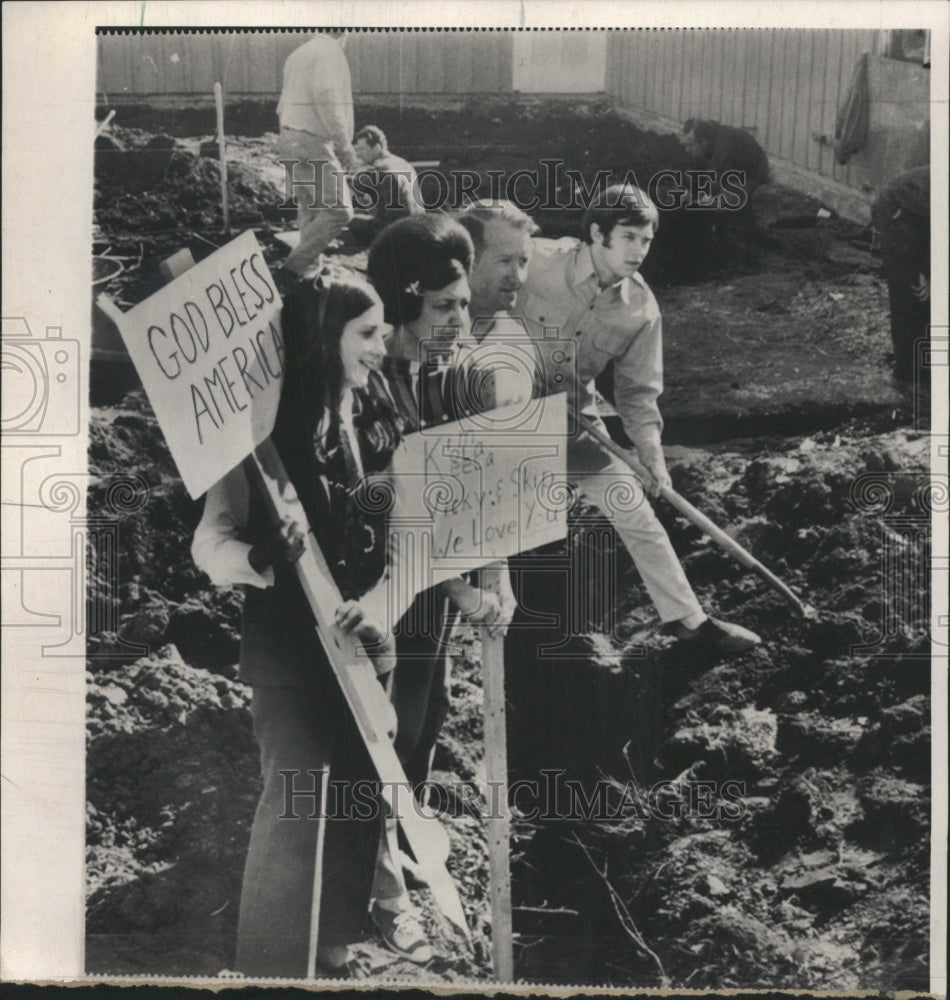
[572,452,703,625]
[277,128,353,276]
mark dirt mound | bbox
[507,428,931,989]
[95,126,285,237]
[86,646,257,971]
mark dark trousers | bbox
[391,588,454,794]
[236,681,379,977]
[875,193,930,382]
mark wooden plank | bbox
[500,31,515,92]
[646,31,659,112]
[187,33,216,96]
[157,33,182,94]
[405,31,420,94]
[736,30,750,127]
[456,31,474,94]
[758,30,774,142]
[799,31,818,172]
[830,31,852,184]
[351,32,375,93]
[481,565,513,982]
[811,31,830,177]
[664,31,677,118]
[474,33,500,93]
[604,32,617,97]
[222,32,249,95]
[788,30,806,167]
[729,30,744,126]
[615,32,627,104]
[622,32,634,106]
[133,34,164,95]
[246,32,277,94]
[773,30,788,161]
[653,33,665,116]
[424,33,447,94]
[387,31,403,95]
[674,30,687,121]
[684,30,701,120]
[698,28,712,119]
[97,34,130,97]
[715,29,727,122]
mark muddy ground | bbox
[86,98,931,987]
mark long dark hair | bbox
[277,269,377,425]
[273,268,400,482]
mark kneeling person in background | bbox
[349,125,424,245]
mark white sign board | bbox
[366,393,569,624]
[112,230,283,498]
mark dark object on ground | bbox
[682,118,770,207]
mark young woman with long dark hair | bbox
[192,266,424,977]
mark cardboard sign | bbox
[113,230,283,498]
[365,393,569,624]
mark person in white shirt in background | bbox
[276,31,360,278]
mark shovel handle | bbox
[575,414,813,618]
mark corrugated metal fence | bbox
[605,29,882,190]
[96,30,514,97]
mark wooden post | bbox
[214,82,229,233]
[306,765,330,979]
[481,564,514,982]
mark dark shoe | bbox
[670,616,761,655]
[371,906,434,964]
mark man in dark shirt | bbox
[872,166,930,384]
[349,126,424,244]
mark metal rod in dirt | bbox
[481,564,514,982]
[574,411,813,618]
[214,82,229,233]
[94,109,116,139]
[306,765,330,980]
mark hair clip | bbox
[403,280,422,297]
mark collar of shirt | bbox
[572,242,636,306]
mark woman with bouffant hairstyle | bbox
[365,216,516,877]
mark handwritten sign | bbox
[113,230,282,498]
[365,394,568,623]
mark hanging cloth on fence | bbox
[835,53,870,165]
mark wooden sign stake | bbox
[214,82,230,233]
[481,564,514,982]
[306,765,330,979]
